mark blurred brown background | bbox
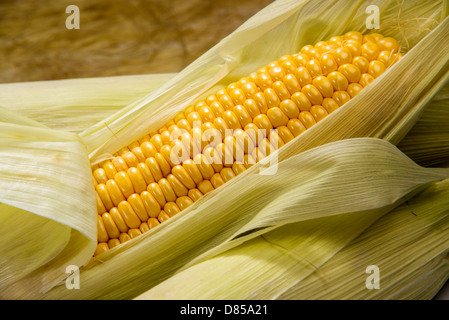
[0,0,273,83]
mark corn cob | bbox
[91,31,402,256]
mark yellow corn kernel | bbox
[292,53,309,66]
[111,156,128,172]
[273,81,291,101]
[344,31,363,43]
[268,65,285,82]
[279,99,300,119]
[188,188,203,202]
[117,201,141,229]
[240,81,260,98]
[255,71,273,90]
[108,239,121,249]
[210,173,225,189]
[167,174,189,197]
[155,153,171,177]
[320,53,338,75]
[94,243,109,256]
[328,36,343,46]
[93,168,108,185]
[302,84,323,105]
[313,76,334,98]
[310,105,329,122]
[176,196,194,211]
[333,91,351,106]
[145,157,163,182]
[122,151,139,168]
[110,207,129,233]
[102,161,118,180]
[322,98,340,114]
[97,215,109,243]
[140,141,157,158]
[119,233,131,243]
[253,114,273,133]
[267,107,289,127]
[299,111,317,129]
[352,56,370,74]
[139,222,150,234]
[150,135,164,151]
[343,40,362,57]
[291,91,312,112]
[96,183,114,211]
[378,37,399,52]
[279,59,297,75]
[368,60,386,78]
[140,191,161,218]
[158,211,170,223]
[231,105,251,128]
[130,146,146,163]
[114,171,134,199]
[95,192,106,215]
[361,42,380,61]
[327,71,348,91]
[159,178,177,202]
[364,33,384,43]
[148,218,161,229]
[334,47,353,66]
[128,228,142,239]
[306,59,323,78]
[229,88,246,105]
[164,202,181,217]
[102,213,120,239]
[127,193,149,222]
[296,66,313,87]
[287,118,306,137]
[347,83,364,98]
[147,182,166,208]
[338,64,361,83]
[106,179,126,207]
[218,168,235,183]
[277,125,295,143]
[127,167,147,194]
[359,73,375,87]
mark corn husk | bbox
[0,123,96,297]
[0,73,174,133]
[398,88,449,167]
[1,0,449,300]
[137,176,449,300]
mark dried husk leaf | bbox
[0,122,96,298]
[0,74,174,133]
[279,179,449,300]
[136,177,449,300]
[398,95,449,167]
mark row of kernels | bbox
[95,216,164,256]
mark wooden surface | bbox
[0,0,273,83]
